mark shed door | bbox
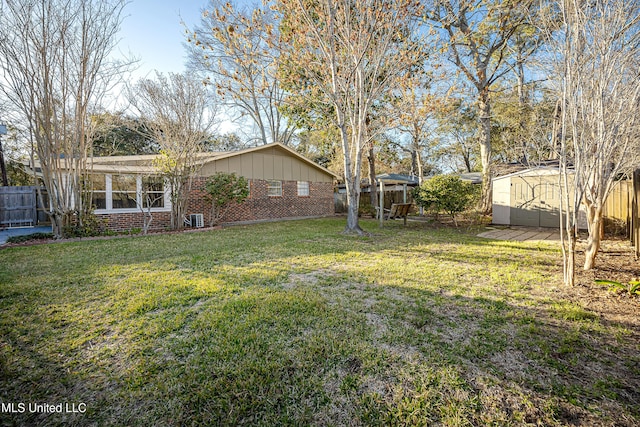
[539,181,561,228]
[511,177,540,227]
[511,176,560,228]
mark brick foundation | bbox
[96,211,173,233]
[96,178,334,232]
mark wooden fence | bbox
[601,172,640,257]
[0,186,48,228]
[603,180,633,235]
[633,170,640,257]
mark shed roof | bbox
[492,166,567,182]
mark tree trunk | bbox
[51,213,64,240]
[565,231,576,286]
[478,91,493,214]
[516,47,528,165]
[0,139,9,186]
[584,201,603,270]
[462,148,472,173]
[339,122,365,235]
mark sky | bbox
[112,0,244,132]
[116,0,205,80]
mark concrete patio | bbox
[478,226,560,242]
[0,226,52,245]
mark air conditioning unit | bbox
[186,213,204,228]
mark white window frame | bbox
[297,181,310,197]
[141,176,167,209]
[267,180,282,197]
[110,174,138,210]
[93,174,171,214]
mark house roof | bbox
[458,172,483,184]
[33,143,340,179]
[376,173,419,185]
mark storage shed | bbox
[492,167,587,229]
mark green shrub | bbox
[6,232,54,244]
[204,172,249,226]
[63,211,112,238]
[358,205,377,218]
[412,175,478,226]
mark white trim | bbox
[94,207,171,214]
[297,181,310,196]
[105,174,113,210]
[267,180,282,197]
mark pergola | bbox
[375,173,418,226]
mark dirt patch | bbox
[564,239,639,330]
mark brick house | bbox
[86,143,338,232]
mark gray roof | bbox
[375,173,419,184]
[459,172,483,184]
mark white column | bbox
[379,180,384,227]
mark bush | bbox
[6,232,54,244]
[412,175,478,226]
[63,211,112,238]
[204,172,249,226]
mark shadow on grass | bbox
[0,218,638,425]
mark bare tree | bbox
[128,72,218,230]
[0,0,129,238]
[187,1,294,146]
[546,0,640,278]
[138,175,166,235]
[435,102,479,173]
[276,0,425,234]
[427,0,537,213]
[393,78,443,185]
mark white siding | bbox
[492,177,511,225]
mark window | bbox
[91,174,168,212]
[89,174,107,209]
[267,180,282,197]
[142,176,165,208]
[297,181,309,196]
[111,175,138,209]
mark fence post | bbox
[633,169,640,258]
[32,187,38,226]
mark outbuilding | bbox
[492,167,586,229]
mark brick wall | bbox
[96,211,173,233]
[97,178,334,231]
[188,178,335,226]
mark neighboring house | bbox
[86,143,338,231]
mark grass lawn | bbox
[1,218,638,426]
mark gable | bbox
[199,144,337,183]
[80,143,337,182]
